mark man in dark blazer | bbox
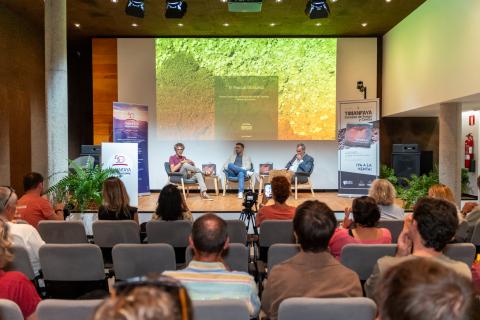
[285,143,314,184]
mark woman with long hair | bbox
[428,183,463,221]
[369,179,405,220]
[99,177,138,222]
[329,196,392,259]
[153,184,192,221]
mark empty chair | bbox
[443,243,476,266]
[340,244,397,280]
[377,220,404,243]
[278,297,377,320]
[259,220,294,262]
[193,300,249,320]
[39,244,108,299]
[5,245,35,280]
[37,299,103,320]
[146,220,192,263]
[112,243,176,281]
[185,243,249,272]
[0,299,23,320]
[38,221,88,244]
[268,244,300,272]
[226,220,247,244]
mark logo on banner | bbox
[111,154,132,175]
[125,112,139,129]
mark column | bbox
[45,0,68,186]
[439,103,462,206]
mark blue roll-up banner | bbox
[113,102,150,195]
[337,99,380,196]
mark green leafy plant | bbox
[461,168,470,194]
[47,160,120,212]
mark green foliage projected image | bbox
[155,38,337,140]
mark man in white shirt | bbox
[0,186,45,276]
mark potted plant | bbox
[47,159,120,214]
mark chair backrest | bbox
[226,220,247,244]
[471,220,480,246]
[259,220,294,247]
[39,244,105,281]
[340,244,397,280]
[0,299,23,320]
[5,245,35,280]
[38,221,88,244]
[37,299,103,320]
[278,297,377,320]
[164,162,172,174]
[193,300,250,320]
[455,220,470,242]
[112,243,176,280]
[92,220,140,247]
[443,243,476,266]
[377,220,404,243]
[268,244,301,271]
[185,243,249,272]
[146,220,192,247]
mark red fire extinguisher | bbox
[465,133,474,169]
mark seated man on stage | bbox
[169,143,212,200]
[285,143,314,184]
[224,142,254,199]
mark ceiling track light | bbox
[166,1,188,18]
[125,0,145,18]
[305,0,330,19]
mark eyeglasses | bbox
[1,186,15,208]
[176,148,184,151]
[114,275,190,320]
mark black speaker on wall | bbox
[392,144,420,179]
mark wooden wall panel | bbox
[92,38,117,144]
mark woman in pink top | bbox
[329,196,392,259]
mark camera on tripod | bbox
[242,190,258,210]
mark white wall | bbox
[117,38,377,189]
[382,0,480,116]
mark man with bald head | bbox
[164,213,260,318]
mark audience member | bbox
[374,258,479,320]
[256,176,295,226]
[17,172,64,228]
[153,184,192,221]
[365,197,471,297]
[0,187,44,276]
[368,179,404,220]
[261,200,362,320]
[285,143,314,184]
[94,275,193,320]
[428,183,462,221]
[223,142,254,199]
[329,196,392,259]
[0,217,41,320]
[169,142,212,200]
[164,213,260,318]
[98,177,138,222]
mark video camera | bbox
[242,190,258,211]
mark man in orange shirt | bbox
[256,176,296,227]
[17,172,64,228]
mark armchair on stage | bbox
[164,162,199,199]
[222,166,255,196]
[293,163,315,200]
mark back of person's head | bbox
[428,184,456,204]
[413,197,458,251]
[293,200,336,252]
[192,213,227,255]
[0,218,13,269]
[352,196,380,228]
[156,184,187,221]
[102,177,131,215]
[375,258,479,320]
[368,179,396,206]
[23,172,44,192]
[0,186,17,215]
[94,276,193,320]
[271,176,290,204]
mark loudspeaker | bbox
[392,144,421,179]
[80,145,101,166]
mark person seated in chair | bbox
[256,176,296,227]
[285,143,314,184]
[169,143,212,200]
[224,142,255,199]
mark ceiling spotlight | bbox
[305,0,330,19]
[111,0,118,3]
[221,0,227,2]
[275,0,282,2]
[269,23,276,27]
[361,22,368,27]
[223,23,230,27]
[177,23,184,27]
[315,22,321,26]
[125,0,144,18]
[74,23,81,28]
[386,0,391,2]
[131,23,139,27]
[166,1,187,18]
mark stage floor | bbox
[139,191,356,213]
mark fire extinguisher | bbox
[465,133,474,169]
